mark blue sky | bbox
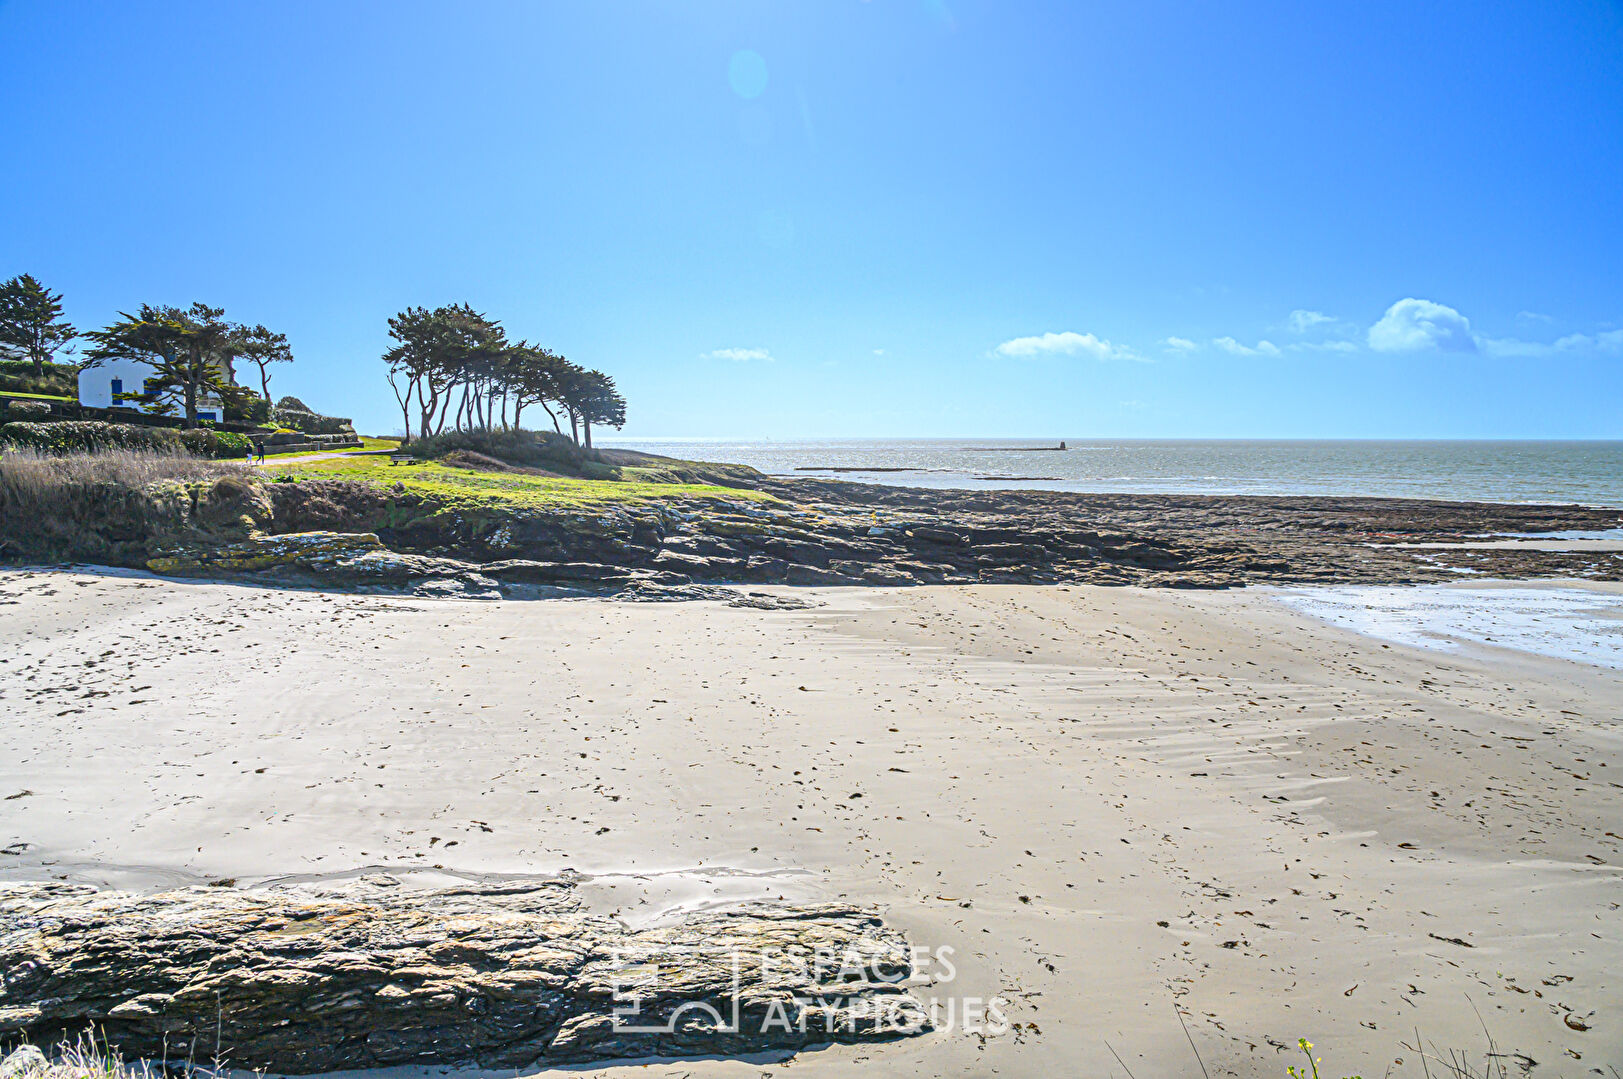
[2,0,1620,438]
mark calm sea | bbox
[603,438,1623,506]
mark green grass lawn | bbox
[283,453,774,509]
[255,435,401,459]
[0,389,74,402]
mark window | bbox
[110,378,123,398]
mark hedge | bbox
[0,421,253,459]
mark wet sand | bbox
[1,568,1619,1075]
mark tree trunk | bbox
[183,381,198,428]
[388,371,412,444]
[583,420,593,449]
[416,381,440,441]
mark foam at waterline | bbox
[1268,583,1623,670]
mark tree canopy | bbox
[235,324,293,402]
[0,274,77,375]
[384,304,625,446]
[83,304,295,427]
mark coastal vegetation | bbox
[83,302,287,428]
[0,275,633,469]
[0,447,252,512]
[0,420,252,458]
[0,359,76,400]
[270,394,352,436]
[286,452,772,511]
[0,274,309,432]
[0,275,76,376]
[384,303,625,448]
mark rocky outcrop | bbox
[0,1046,49,1079]
[6,463,1620,594]
[145,531,507,599]
[0,878,928,1073]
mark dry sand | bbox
[1,568,1619,1076]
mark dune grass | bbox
[282,453,775,510]
[0,447,254,509]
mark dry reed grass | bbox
[0,448,256,512]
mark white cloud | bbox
[1480,328,1623,358]
[1562,329,1623,353]
[1288,339,1360,353]
[1367,299,1476,353]
[1213,336,1281,357]
[1515,310,1554,325]
[703,347,773,362]
[1287,309,1334,333]
[1162,336,1198,353]
[994,331,1140,361]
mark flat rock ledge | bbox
[0,879,929,1074]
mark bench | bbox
[389,453,417,466]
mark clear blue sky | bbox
[3,1,1620,438]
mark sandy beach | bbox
[1,568,1619,1076]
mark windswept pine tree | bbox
[84,305,294,427]
[84,304,237,428]
[235,324,294,401]
[383,304,625,446]
[0,274,77,375]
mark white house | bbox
[79,356,232,422]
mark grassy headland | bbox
[283,453,774,511]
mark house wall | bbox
[78,358,157,410]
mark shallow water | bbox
[1270,583,1623,670]
[606,438,1623,505]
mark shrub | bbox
[228,395,272,424]
[274,394,312,413]
[406,428,599,473]
[274,407,354,436]
[0,420,253,460]
[4,399,52,418]
[209,430,254,457]
[0,358,78,398]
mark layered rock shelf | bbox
[0,878,929,1073]
[2,464,1619,597]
